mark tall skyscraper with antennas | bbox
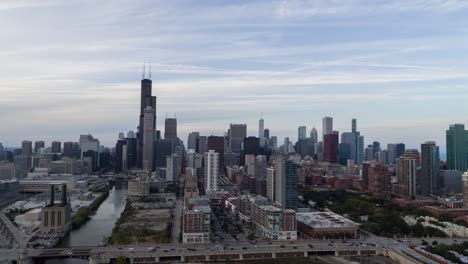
[137,64,157,170]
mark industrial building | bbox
[296,212,360,239]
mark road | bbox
[29,240,378,260]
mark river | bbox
[58,180,127,247]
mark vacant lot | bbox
[110,204,172,245]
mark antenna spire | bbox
[142,63,146,79]
[149,63,152,80]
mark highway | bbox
[28,239,378,261]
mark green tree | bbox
[116,256,127,264]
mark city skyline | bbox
[2,1,468,150]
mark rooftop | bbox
[297,211,360,229]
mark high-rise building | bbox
[196,136,207,154]
[207,136,224,173]
[341,119,364,165]
[264,129,270,139]
[63,142,73,157]
[79,134,100,167]
[137,76,157,169]
[463,172,468,208]
[372,141,381,159]
[154,139,173,168]
[270,136,278,150]
[22,140,32,156]
[127,130,135,138]
[441,170,462,195]
[338,143,351,166]
[446,124,468,172]
[323,131,338,163]
[205,150,219,192]
[115,139,127,172]
[14,155,31,178]
[229,124,247,153]
[368,162,391,200]
[266,167,275,202]
[310,127,318,145]
[51,141,61,154]
[365,145,374,161]
[421,141,440,196]
[143,107,155,172]
[322,117,333,140]
[34,141,45,153]
[378,150,388,164]
[275,158,300,210]
[0,143,5,161]
[298,126,306,141]
[166,154,180,182]
[298,138,314,159]
[243,137,260,156]
[259,118,264,138]
[187,132,200,151]
[0,161,15,180]
[396,153,417,199]
[164,117,178,142]
[387,143,405,164]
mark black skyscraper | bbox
[137,76,157,168]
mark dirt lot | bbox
[110,207,172,245]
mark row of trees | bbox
[72,191,109,229]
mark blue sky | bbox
[1,0,468,153]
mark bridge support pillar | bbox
[272,252,276,259]
[358,250,361,256]
[304,251,307,257]
[155,256,160,263]
[181,255,185,262]
[206,255,210,261]
[239,254,243,260]
[335,250,339,257]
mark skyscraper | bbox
[323,131,338,163]
[463,172,468,208]
[21,140,32,156]
[310,127,318,145]
[51,141,61,153]
[396,153,417,198]
[187,132,200,150]
[264,129,270,139]
[259,118,264,138]
[196,136,207,154]
[143,107,155,171]
[298,126,306,141]
[229,124,247,153]
[34,141,45,153]
[0,143,5,161]
[207,136,224,173]
[80,134,100,167]
[63,142,73,157]
[322,117,333,140]
[205,150,219,192]
[341,119,364,165]
[137,75,156,169]
[275,157,300,210]
[446,124,468,172]
[421,141,440,196]
[368,162,391,200]
[164,117,178,142]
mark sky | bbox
[1,0,468,154]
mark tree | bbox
[116,256,127,264]
[432,241,438,246]
[421,240,428,246]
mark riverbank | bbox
[72,191,109,229]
